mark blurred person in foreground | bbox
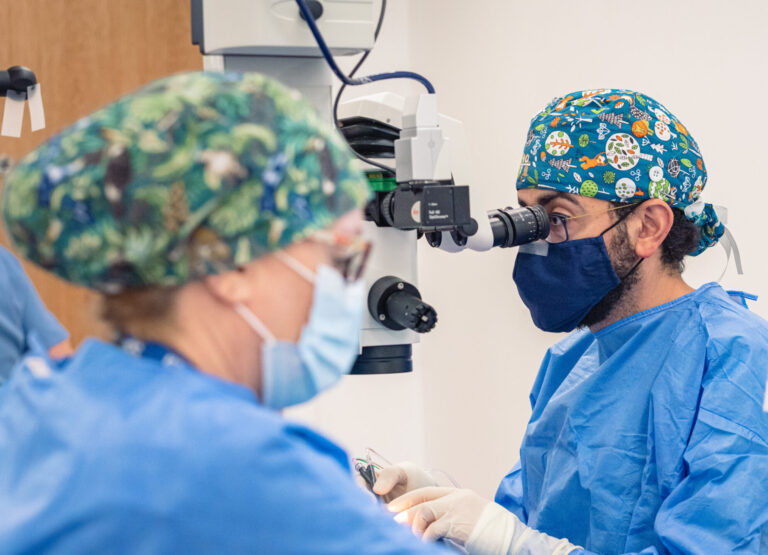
[0,71,451,554]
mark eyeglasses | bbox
[311,230,372,283]
[546,204,638,244]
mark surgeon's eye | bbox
[546,213,569,243]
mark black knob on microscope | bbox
[386,297,437,333]
[368,276,438,334]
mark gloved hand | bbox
[372,461,441,503]
[388,487,581,555]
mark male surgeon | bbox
[375,89,768,554]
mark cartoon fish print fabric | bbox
[516,89,723,255]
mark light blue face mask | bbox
[235,252,366,410]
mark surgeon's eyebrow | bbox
[519,191,584,210]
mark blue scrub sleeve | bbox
[496,332,768,554]
[202,424,453,554]
[564,347,768,555]
[18,276,68,350]
[78,419,451,554]
[9,410,453,553]
[647,348,768,554]
[4,248,68,349]
[494,348,553,524]
[494,462,527,523]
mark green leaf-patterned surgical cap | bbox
[2,71,369,292]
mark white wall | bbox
[291,0,768,499]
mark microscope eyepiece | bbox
[488,205,549,248]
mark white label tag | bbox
[27,84,45,131]
[518,240,550,256]
[1,90,26,137]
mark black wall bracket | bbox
[0,66,37,98]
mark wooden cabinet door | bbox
[0,0,202,344]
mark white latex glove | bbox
[389,487,581,555]
[372,461,441,503]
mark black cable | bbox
[296,0,433,93]
[334,0,387,125]
[332,0,396,174]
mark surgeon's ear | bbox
[204,267,254,305]
[632,200,674,259]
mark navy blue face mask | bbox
[513,214,638,333]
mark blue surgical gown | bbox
[0,339,448,554]
[496,283,768,554]
[0,245,67,383]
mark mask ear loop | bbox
[599,203,641,237]
[235,251,320,346]
[234,304,276,344]
[233,303,279,407]
[600,203,644,281]
[620,258,644,281]
[273,251,316,284]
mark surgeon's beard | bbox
[578,220,642,329]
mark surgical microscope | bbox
[190,0,550,375]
